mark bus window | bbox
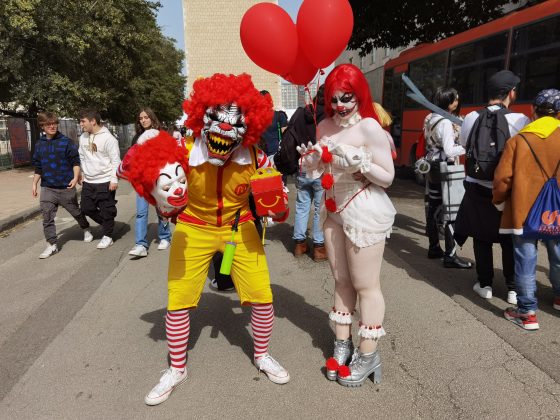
[382,69,404,147]
[406,52,447,109]
[448,32,509,105]
[510,15,560,102]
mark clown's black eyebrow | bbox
[175,164,181,176]
[158,173,172,180]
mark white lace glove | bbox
[331,145,364,173]
[296,141,322,167]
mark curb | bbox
[0,206,42,234]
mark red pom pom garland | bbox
[325,357,340,371]
[337,365,351,378]
[321,173,334,190]
[321,146,333,163]
[325,198,337,213]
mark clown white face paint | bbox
[331,90,358,122]
[202,103,247,166]
[152,162,188,217]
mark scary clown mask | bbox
[202,103,247,166]
[331,90,359,124]
[152,162,188,217]
[182,73,274,166]
[117,130,190,218]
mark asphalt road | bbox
[0,178,559,419]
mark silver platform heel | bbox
[325,338,354,380]
[337,349,382,387]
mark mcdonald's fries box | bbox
[249,167,286,216]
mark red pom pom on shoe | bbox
[321,173,334,190]
[337,365,351,378]
[321,146,333,163]
[325,358,339,371]
[325,198,337,212]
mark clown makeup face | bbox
[202,103,247,166]
[331,90,358,122]
[152,162,188,217]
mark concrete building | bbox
[182,0,283,107]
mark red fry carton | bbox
[249,167,287,216]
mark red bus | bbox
[382,0,560,171]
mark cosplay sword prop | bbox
[401,74,462,126]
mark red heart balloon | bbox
[297,0,353,69]
[240,3,298,76]
[284,47,319,85]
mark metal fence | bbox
[0,116,135,171]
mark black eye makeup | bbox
[331,93,355,104]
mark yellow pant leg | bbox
[228,222,273,305]
[167,223,219,310]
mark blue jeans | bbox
[293,174,324,244]
[135,194,171,248]
[513,235,560,312]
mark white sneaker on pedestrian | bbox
[507,290,517,305]
[39,243,58,259]
[128,244,148,257]
[96,236,113,249]
[83,229,93,243]
[254,353,290,384]
[158,239,170,250]
[145,367,187,406]
[473,282,492,299]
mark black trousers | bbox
[426,181,456,257]
[473,236,515,290]
[80,181,117,237]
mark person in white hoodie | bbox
[78,109,121,249]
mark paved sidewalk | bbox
[0,167,41,233]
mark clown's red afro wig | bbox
[183,73,273,147]
[119,130,189,206]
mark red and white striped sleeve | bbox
[256,148,273,169]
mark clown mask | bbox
[331,90,358,124]
[202,103,247,166]
[152,162,188,217]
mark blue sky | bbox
[156,0,303,52]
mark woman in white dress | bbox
[298,63,396,387]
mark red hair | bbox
[182,73,273,147]
[324,64,380,123]
[120,131,189,206]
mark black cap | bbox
[487,70,520,98]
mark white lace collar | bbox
[333,112,362,128]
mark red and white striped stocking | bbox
[251,303,274,358]
[166,309,190,370]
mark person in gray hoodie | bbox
[78,108,121,249]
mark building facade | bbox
[182,0,283,107]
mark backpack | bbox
[274,108,305,176]
[465,105,511,181]
[519,134,560,239]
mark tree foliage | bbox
[347,0,544,53]
[0,0,184,123]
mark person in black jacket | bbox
[290,86,328,261]
[32,111,91,259]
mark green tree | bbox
[0,0,184,125]
[347,0,544,53]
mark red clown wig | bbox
[182,73,273,147]
[119,130,189,206]
[324,63,380,123]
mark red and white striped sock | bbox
[251,303,274,359]
[166,309,190,370]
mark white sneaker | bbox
[209,278,235,292]
[266,217,276,226]
[507,290,517,305]
[96,236,113,249]
[254,353,290,384]
[83,229,93,243]
[128,244,148,257]
[39,243,58,259]
[473,282,492,299]
[145,367,187,406]
[158,239,170,250]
